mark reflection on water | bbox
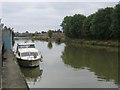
[31,39,35,43]
[47,41,53,49]
[14,38,119,88]
[55,39,62,45]
[20,66,43,85]
[61,44,118,85]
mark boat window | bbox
[21,52,38,57]
[30,52,38,56]
[28,44,35,48]
[18,44,35,49]
[18,45,27,49]
[21,52,30,57]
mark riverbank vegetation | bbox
[65,39,118,48]
[14,3,119,47]
[61,3,119,40]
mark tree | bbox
[83,13,95,38]
[25,31,29,33]
[48,30,53,38]
[41,31,46,34]
[110,3,120,39]
[61,14,86,38]
[71,14,86,38]
[61,16,72,38]
[60,3,119,40]
[90,7,114,40]
[57,29,62,33]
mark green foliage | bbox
[61,14,86,38]
[110,3,120,39]
[47,41,53,49]
[55,38,62,45]
[48,30,53,38]
[90,7,114,40]
[61,16,72,37]
[83,13,95,38]
[61,3,119,40]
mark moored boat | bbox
[16,43,42,67]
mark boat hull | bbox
[17,58,40,67]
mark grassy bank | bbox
[65,39,119,47]
[32,35,118,47]
[15,33,119,47]
[32,33,65,42]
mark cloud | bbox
[0,2,2,18]
[1,0,120,2]
[2,2,119,33]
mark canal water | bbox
[14,38,119,88]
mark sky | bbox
[0,1,119,33]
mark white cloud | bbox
[2,2,119,33]
[1,0,120,2]
[0,2,2,18]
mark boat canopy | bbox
[17,43,35,49]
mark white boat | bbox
[16,43,42,67]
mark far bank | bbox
[14,34,119,48]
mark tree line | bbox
[61,3,120,40]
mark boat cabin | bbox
[17,48,39,59]
[16,43,35,52]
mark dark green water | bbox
[14,38,118,88]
